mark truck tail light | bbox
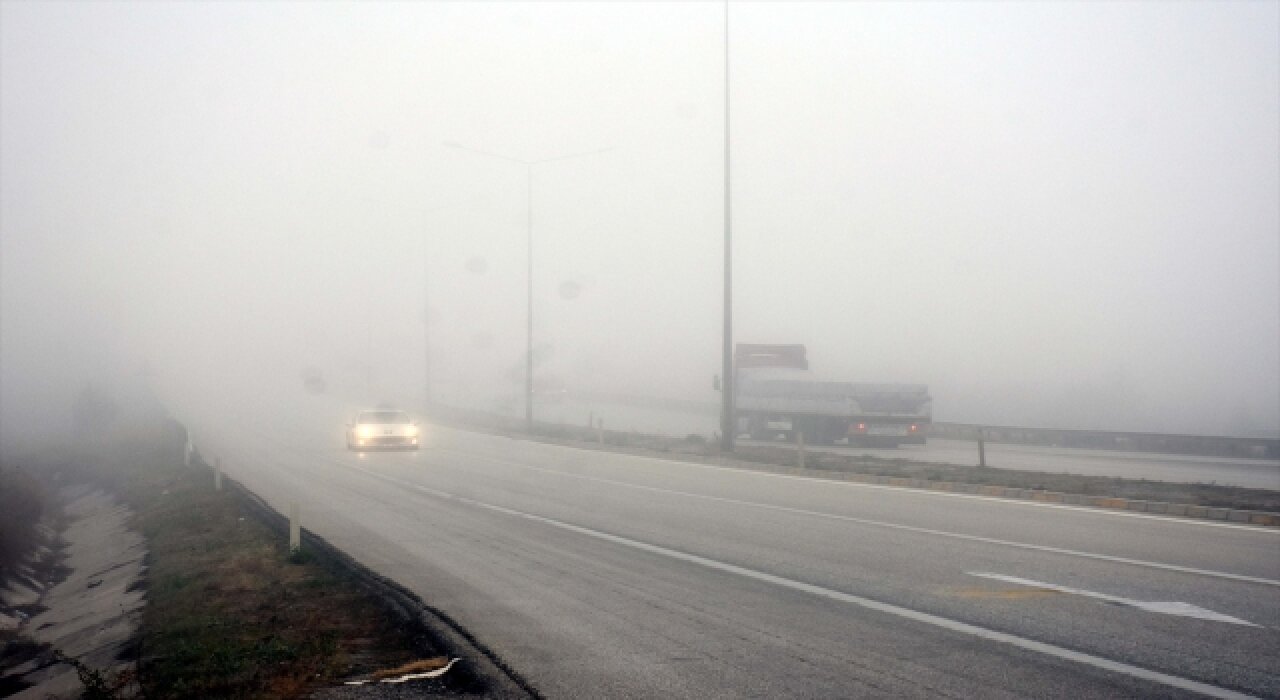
[909,424,918,432]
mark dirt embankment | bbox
[1,422,513,699]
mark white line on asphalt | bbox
[350,464,1259,700]
[967,572,1258,626]
[461,433,1279,533]
[435,447,1280,588]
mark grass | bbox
[5,420,440,699]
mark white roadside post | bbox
[797,431,806,469]
[214,457,222,492]
[289,503,301,553]
[978,428,987,468]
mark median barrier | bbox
[1249,512,1280,526]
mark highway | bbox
[534,399,1280,489]
[171,385,1280,699]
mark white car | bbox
[346,409,421,450]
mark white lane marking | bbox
[350,464,1259,700]
[450,432,1278,533]
[434,447,1280,588]
[967,573,1259,627]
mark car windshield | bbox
[358,411,410,425]
[3,4,1277,699]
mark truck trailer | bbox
[734,344,931,447]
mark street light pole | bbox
[444,141,612,433]
[423,252,431,413]
[721,0,735,453]
[418,202,454,415]
[526,163,534,431]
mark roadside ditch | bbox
[0,420,534,699]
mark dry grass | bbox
[28,420,433,699]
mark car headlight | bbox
[406,425,419,437]
[357,425,373,438]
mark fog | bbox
[2,1,1277,444]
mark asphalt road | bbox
[171,387,1280,699]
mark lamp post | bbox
[418,202,457,414]
[444,141,611,432]
[353,196,454,414]
[721,0,735,453]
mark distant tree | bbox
[0,466,46,579]
[72,383,119,432]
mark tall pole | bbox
[720,0,735,453]
[430,244,435,414]
[415,202,454,414]
[526,164,535,432]
[443,141,611,433]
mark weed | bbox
[54,650,135,700]
[287,548,314,565]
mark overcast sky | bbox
[2,1,1277,439]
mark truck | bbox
[734,344,931,448]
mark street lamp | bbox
[721,0,735,453]
[359,196,456,415]
[418,202,455,414]
[444,141,612,433]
